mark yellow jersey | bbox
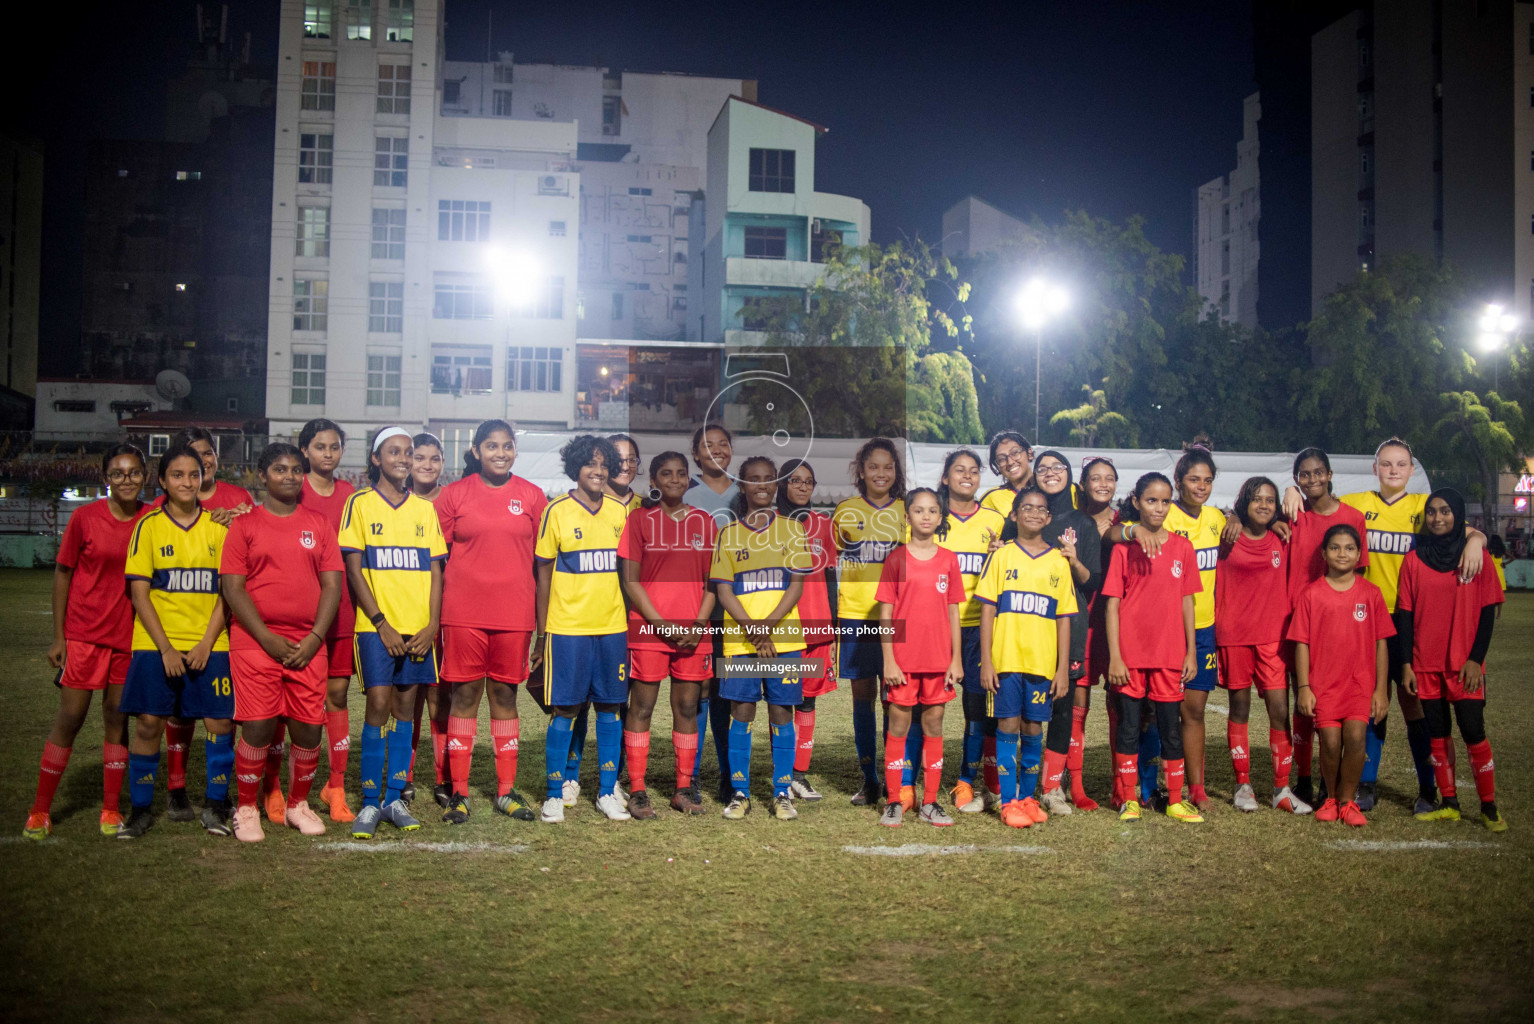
[611,489,642,515]
[339,488,447,635]
[1164,502,1226,629]
[973,541,1078,676]
[1341,490,1426,612]
[980,485,1019,520]
[710,512,811,657]
[124,506,229,652]
[833,495,905,621]
[1493,554,1507,591]
[939,505,1007,627]
[534,491,628,636]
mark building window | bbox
[1221,204,1231,235]
[1361,149,1372,176]
[377,63,411,114]
[1221,239,1230,276]
[346,1,371,39]
[491,89,514,117]
[374,135,408,187]
[299,133,334,184]
[508,346,563,392]
[296,207,330,258]
[433,276,493,319]
[628,187,652,196]
[1361,205,1373,232]
[291,352,327,405]
[149,434,170,457]
[385,0,413,41]
[443,79,461,106]
[367,353,402,406]
[549,220,566,237]
[748,148,795,193]
[432,345,492,394]
[611,293,623,320]
[744,226,788,260]
[175,170,201,181]
[301,61,336,112]
[52,400,96,413]
[293,279,329,332]
[602,95,622,136]
[493,63,514,84]
[533,276,564,319]
[369,281,404,332]
[369,208,405,259]
[226,397,240,413]
[437,199,491,242]
[304,2,333,38]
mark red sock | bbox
[166,720,195,790]
[1445,734,1458,781]
[447,716,476,796]
[32,741,71,815]
[234,740,268,808]
[325,709,350,788]
[793,708,816,773]
[673,731,698,789]
[885,744,905,804]
[1067,706,1088,795]
[262,721,286,797]
[1112,751,1137,806]
[1228,721,1250,785]
[431,715,448,786]
[409,699,424,782]
[1429,737,1456,798]
[1042,748,1067,793]
[921,735,944,802]
[491,718,520,797]
[1294,712,1315,778]
[1467,739,1496,804]
[1268,728,1292,793]
[288,745,320,806]
[982,734,999,795]
[102,742,127,813]
[1165,758,1186,805]
[622,729,650,792]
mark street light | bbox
[1478,303,1521,391]
[484,246,542,309]
[1015,277,1070,443]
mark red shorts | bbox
[1218,643,1285,692]
[325,634,354,679]
[231,645,328,724]
[885,671,957,708]
[802,641,839,698]
[1119,668,1184,702]
[439,626,532,684]
[1312,680,1372,729]
[629,645,713,683]
[1414,670,1485,703]
[59,639,129,691]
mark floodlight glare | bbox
[484,246,541,308]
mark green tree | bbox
[1049,385,1137,447]
[1423,390,1529,534]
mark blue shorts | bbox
[356,632,439,689]
[839,619,884,680]
[989,672,1052,722]
[959,625,983,694]
[1186,625,1219,692]
[718,651,803,706]
[120,650,234,719]
[546,632,628,707]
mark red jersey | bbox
[1101,533,1202,670]
[617,504,718,651]
[1286,504,1370,605]
[435,474,547,631]
[874,545,964,673]
[154,480,254,512]
[55,499,149,650]
[301,476,356,637]
[1397,551,1504,672]
[794,509,836,643]
[1215,532,1290,646]
[220,505,344,645]
[1286,576,1394,698]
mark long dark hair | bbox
[1292,446,1332,494]
[936,448,982,508]
[850,437,906,502]
[1116,471,1172,521]
[729,456,777,520]
[298,418,346,473]
[1232,476,1287,530]
[464,419,516,477]
[905,486,951,540]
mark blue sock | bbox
[129,752,158,810]
[1019,731,1044,802]
[385,717,412,803]
[770,720,796,798]
[710,696,732,782]
[1138,722,1161,803]
[1406,717,1434,799]
[728,718,753,796]
[902,720,924,787]
[1362,718,1385,784]
[204,732,233,803]
[596,710,622,797]
[694,697,710,778]
[566,706,589,777]
[615,705,628,778]
[853,699,877,782]
[996,731,1020,803]
[960,719,983,784]
[544,715,574,800]
[360,722,385,808]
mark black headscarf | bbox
[1035,450,1078,518]
[1415,487,1467,574]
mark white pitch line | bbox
[320,841,530,854]
[1323,839,1497,852]
[842,843,1053,857]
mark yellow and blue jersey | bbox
[1164,503,1226,629]
[980,485,1019,520]
[833,495,905,621]
[710,512,811,657]
[973,542,1077,676]
[339,488,447,635]
[1342,490,1426,612]
[535,491,628,636]
[124,506,229,652]
[940,505,1006,627]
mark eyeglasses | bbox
[1017,504,1051,517]
[617,457,641,469]
[996,450,1032,467]
[1035,463,1068,477]
[106,470,146,482]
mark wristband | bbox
[370,611,387,627]
[1298,683,1311,689]
[309,630,325,644]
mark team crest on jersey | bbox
[1171,560,1184,578]
[1271,549,1281,568]
[614,526,623,538]
[207,543,217,557]
[691,534,705,550]
[936,574,949,594]
[300,530,315,549]
[509,499,524,516]
[1050,573,1061,588]
[1354,603,1368,622]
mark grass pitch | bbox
[0,567,1530,1023]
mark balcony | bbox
[725,256,822,290]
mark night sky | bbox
[7,0,1255,363]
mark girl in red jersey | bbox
[436,420,548,824]
[1290,524,1392,826]
[618,451,717,817]
[1397,489,1507,830]
[777,458,837,801]
[1076,456,1120,810]
[1216,477,1310,815]
[1103,473,1204,823]
[24,444,150,840]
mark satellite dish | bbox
[156,369,192,400]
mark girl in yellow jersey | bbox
[979,431,1034,521]
[833,438,906,807]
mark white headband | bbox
[372,426,412,453]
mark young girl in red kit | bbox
[1289,524,1392,827]
[874,488,964,827]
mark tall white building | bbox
[1194,92,1261,329]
